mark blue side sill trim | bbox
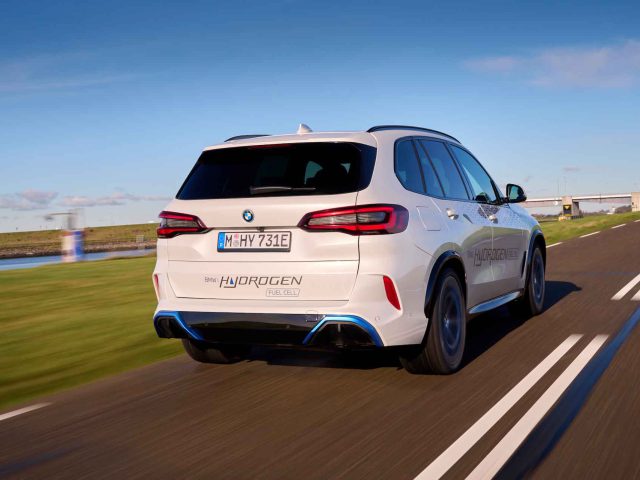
[302,315,383,347]
[153,310,204,341]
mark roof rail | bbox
[225,134,270,142]
[367,125,460,143]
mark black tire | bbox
[400,268,466,375]
[512,246,545,318]
[182,339,248,364]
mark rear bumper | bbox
[153,310,383,348]
[153,272,429,346]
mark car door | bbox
[449,144,528,296]
[415,139,496,309]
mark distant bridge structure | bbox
[523,192,640,217]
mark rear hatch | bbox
[164,140,376,301]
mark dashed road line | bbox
[547,242,562,248]
[466,335,608,480]
[496,308,640,478]
[580,231,600,238]
[611,224,626,229]
[611,273,640,301]
[413,335,582,480]
[0,403,50,422]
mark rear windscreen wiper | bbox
[249,186,316,195]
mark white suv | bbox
[152,125,546,374]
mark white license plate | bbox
[217,231,291,252]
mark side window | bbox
[418,140,469,200]
[450,145,498,203]
[414,140,444,197]
[395,140,425,193]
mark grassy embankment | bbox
[0,223,157,258]
[0,256,181,409]
[540,211,640,245]
[0,212,638,409]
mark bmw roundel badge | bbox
[242,209,254,222]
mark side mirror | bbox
[506,183,527,203]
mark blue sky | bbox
[1,0,639,231]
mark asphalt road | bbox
[2,221,640,479]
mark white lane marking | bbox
[580,231,600,238]
[632,289,640,301]
[466,335,608,480]
[611,273,640,300]
[612,224,626,229]
[547,242,562,248]
[0,403,50,422]
[414,335,582,480]
[635,219,640,223]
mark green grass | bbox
[539,211,640,245]
[0,211,638,409]
[0,256,181,409]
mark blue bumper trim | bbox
[302,315,383,347]
[153,310,204,341]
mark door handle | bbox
[446,208,459,220]
[488,214,498,223]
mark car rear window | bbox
[176,142,376,199]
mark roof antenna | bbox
[297,123,313,134]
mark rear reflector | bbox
[152,273,160,300]
[383,276,401,310]
[157,211,207,238]
[299,204,409,235]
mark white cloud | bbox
[59,192,171,208]
[0,52,138,94]
[60,195,125,207]
[0,190,57,210]
[465,39,640,88]
[20,189,59,206]
[0,189,169,210]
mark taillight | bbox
[298,204,409,235]
[383,276,401,310]
[157,211,207,238]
